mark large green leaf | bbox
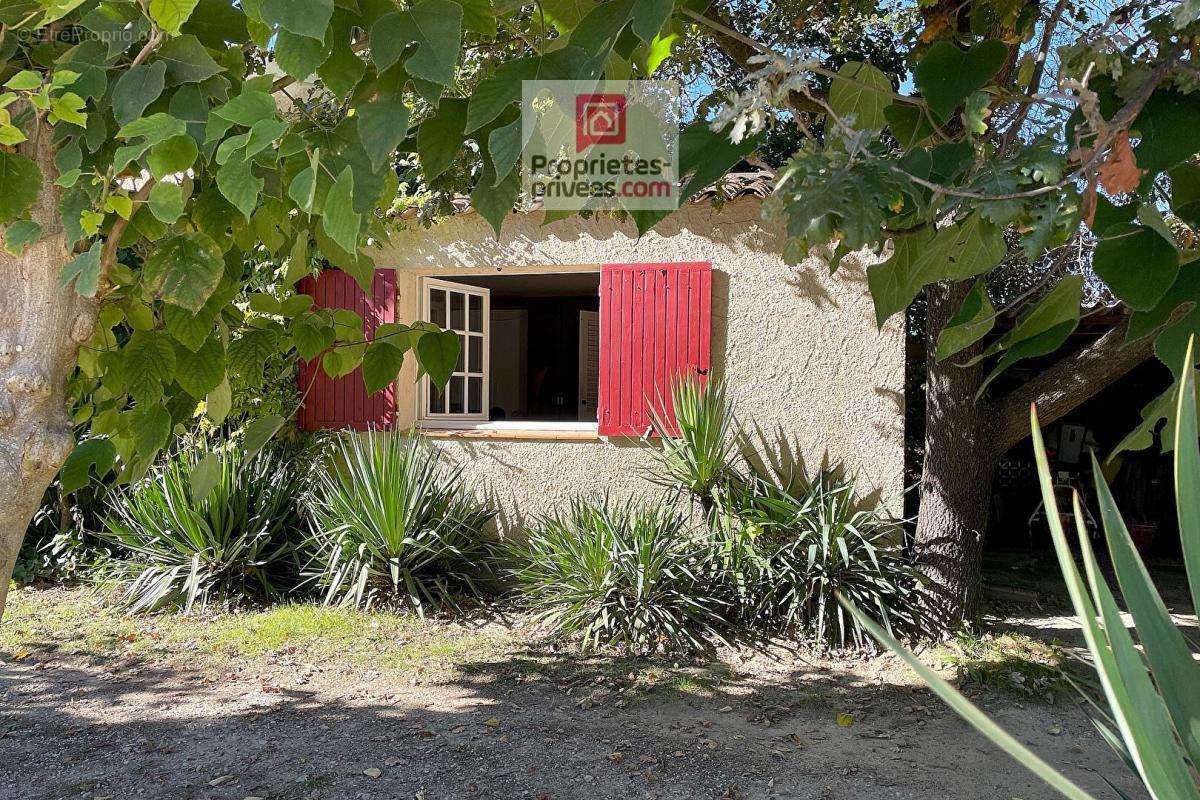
[111,61,166,126]
[131,402,172,460]
[143,232,225,311]
[363,340,408,395]
[123,330,177,405]
[0,152,42,225]
[216,155,263,220]
[243,414,285,456]
[1133,89,1200,175]
[148,0,200,35]
[371,1,463,87]
[59,438,116,494]
[829,61,892,131]
[157,35,223,84]
[913,39,1007,122]
[321,167,362,255]
[174,335,225,399]
[1093,225,1179,311]
[261,0,333,41]
[275,29,330,81]
[416,328,460,388]
[935,279,994,361]
[357,89,411,170]
[147,134,199,180]
[417,98,467,180]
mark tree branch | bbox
[990,315,1168,453]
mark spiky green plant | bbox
[843,340,1200,800]
[505,498,725,654]
[102,446,305,613]
[303,430,496,613]
[648,376,737,508]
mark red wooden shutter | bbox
[297,269,397,431]
[598,262,712,437]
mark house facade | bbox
[299,189,906,529]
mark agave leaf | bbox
[1091,450,1200,765]
[840,596,1099,800]
[1173,336,1200,621]
[1033,405,1199,800]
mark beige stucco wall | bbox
[371,198,905,530]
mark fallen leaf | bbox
[12,650,30,661]
[483,717,501,727]
[718,705,733,713]
[209,775,236,786]
[1048,724,1063,735]
[1097,131,1141,195]
[363,767,382,779]
[609,751,624,764]
[835,712,854,728]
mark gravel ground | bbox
[0,589,1151,800]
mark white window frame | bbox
[418,278,490,425]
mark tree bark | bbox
[0,128,92,621]
[913,281,997,632]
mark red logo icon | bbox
[575,93,626,151]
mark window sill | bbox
[418,421,601,442]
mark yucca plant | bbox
[303,430,496,613]
[843,341,1200,799]
[102,446,305,612]
[505,498,726,654]
[648,376,737,509]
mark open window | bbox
[414,263,711,437]
[418,272,600,430]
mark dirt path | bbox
[2,633,1146,800]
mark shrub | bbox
[650,376,922,648]
[302,430,496,612]
[505,498,725,654]
[101,445,305,612]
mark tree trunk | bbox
[913,281,997,633]
[0,130,92,621]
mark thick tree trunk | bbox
[0,131,91,621]
[913,281,997,633]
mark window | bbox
[421,278,489,422]
[415,263,712,437]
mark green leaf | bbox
[205,377,232,424]
[59,438,116,494]
[450,0,497,35]
[292,315,334,361]
[5,71,42,90]
[117,112,187,144]
[147,180,185,224]
[935,280,994,361]
[189,452,221,501]
[275,29,330,81]
[867,215,1006,325]
[470,157,519,236]
[147,134,198,180]
[157,35,223,84]
[143,231,225,311]
[5,219,41,254]
[371,1,464,86]
[316,12,367,96]
[1171,163,1200,229]
[228,327,279,385]
[49,92,87,127]
[415,328,460,388]
[1093,225,1179,311]
[1172,339,1200,630]
[243,414,285,456]
[131,402,171,459]
[124,330,177,405]
[149,0,200,35]
[111,61,166,126]
[363,340,407,395]
[975,276,1083,396]
[417,98,467,180]
[174,334,225,398]
[261,0,333,41]
[1133,89,1200,175]
[1091,449,1200,766]
[0,152,42,225]
[358,91,411,171]
[216,156,262,220]
[58,241,103,298]
[321,166,361,255]
[828,61,892,131]
[913,39,1007,122]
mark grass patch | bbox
[935,631,1078,700]
[1,586,503,676]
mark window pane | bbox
[468,295,483,332]
[468,377,483,414]
[449,375,465,414]
[428,381,445,414]
[468,335,483,373]
[429,289,446,327]
[450,291,465,330]
[455,334,466,372]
